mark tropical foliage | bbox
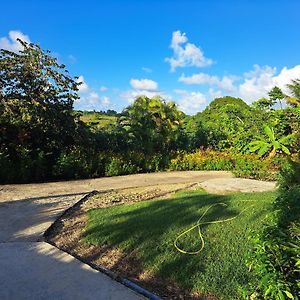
[286,79,300,106]
[1,40,300,183]
[245,125,294,157]
[169,149,289,180]
[247,161,300,299]
[118,96,184,155]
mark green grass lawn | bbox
[84,189,276,299]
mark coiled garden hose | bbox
[174,201,256,255]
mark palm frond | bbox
[257,144,272,157]
[263,125,275,143]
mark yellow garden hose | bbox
[174,201,256,255]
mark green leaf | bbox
[257,144,271,157]
[247,144,262,153]
[264,125,275,142]
[284,291,294,299]
[273,141,281,150]
[281,145,291,155]
[279,134,295,145]
[278,290,285,300]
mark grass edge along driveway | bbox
[84,189,276,299]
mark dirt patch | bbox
[45,183,217,300]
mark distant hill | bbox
[76,110,118,129]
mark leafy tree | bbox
[268,86,285,109]
[204,96,250,111]
[106,109,118,116]
[0,39,86,181]
[182,116,208,150]
[245,125,294,157]
[118,96,184,155]
[199,96,264,150]
[252,97,274,111]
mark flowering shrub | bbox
[169,149,288,180]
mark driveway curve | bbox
[0,171,276,300]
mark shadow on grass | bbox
[83,192,245,296]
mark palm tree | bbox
[286,79,300,107]
[245,125,293,158]
[118,96,183,154]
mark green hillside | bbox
[78,111,117,129]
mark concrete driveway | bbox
[0,171,276,300]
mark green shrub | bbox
[169,149,288,180]
[233,155,278,180]
[142,153,171,172]
[0,150,50,183]
[107,152,172,174]
[246,160,300,299]
[94,152,109,176]
[248,223,299,300]
[0,153,16,183]
[53,148,93,179]
[169,149,234,171]
[105,157,139,177]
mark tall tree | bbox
[268,86,285,109]
[118,96,183,155]
[0,39,83,181]
[200,96,263,150]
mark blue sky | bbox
[1,0,300,114]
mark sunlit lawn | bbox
[84,189,276,299]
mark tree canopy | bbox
[118,96,184,155]
[0,40,86,181]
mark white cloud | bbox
[75,92,111,110]
[101,96,110,107]
[75,76,112,110]
[121,90,168,104]
[130,78,158,91]
[123,78,173,103]
[239,64,300,102]
[179,73,238,92]
[0,30,31,52]
[165,30,213,72]
[75,91,100,110]
[237,65,284,103]
[99,86,108,92]
[273,65,300,94]
[76,75,90,93]
[208,88,223,100]
[88,92,100,103]
[174,89,207,115]
[179,64,300,104]
[142,67,152,73]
